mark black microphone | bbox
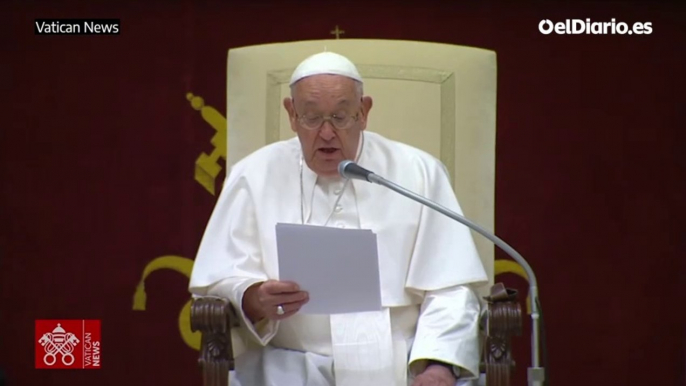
[337,160,545,386]
[338,160,376,182]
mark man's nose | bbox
[318,122,337,141]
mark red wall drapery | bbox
[1,2,684,385]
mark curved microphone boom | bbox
[338,160,545,386]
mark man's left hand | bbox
[411,364,456,386]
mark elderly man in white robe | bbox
[189,51,489,386]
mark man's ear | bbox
[283,97,298,132]
[361,96,373,115]
[283,97,295,117]
[360,96,373,130]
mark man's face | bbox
[284,74,373,178]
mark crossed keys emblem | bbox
[38,323,80,366]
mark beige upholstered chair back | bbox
[226,39,497,292]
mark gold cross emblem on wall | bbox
[330,25,345,39]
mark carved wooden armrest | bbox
[480,283,523,386]
[191,287,522,386]
[190,297,239,386]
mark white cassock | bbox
[189,131,489,386]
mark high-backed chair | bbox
[190,39,522,386]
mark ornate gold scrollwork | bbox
[132,255,200,351]
[133,94,228,352]
[187,92,227,196]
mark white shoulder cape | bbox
[189,131,488,305]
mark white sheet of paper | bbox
[275,223,382,314]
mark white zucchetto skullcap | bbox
[289,51,363,86]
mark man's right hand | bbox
[242,280,309,323]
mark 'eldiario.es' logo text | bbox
[539,19,652,35]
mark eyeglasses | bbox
[295,111,360,131]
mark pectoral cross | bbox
[330,25,345,39]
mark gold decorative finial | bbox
[186,92,205,110]
[330,25,345,39]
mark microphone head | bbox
[338,160,374,182]
[338,160,355,179]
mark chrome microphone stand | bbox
[343,162,546,386]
